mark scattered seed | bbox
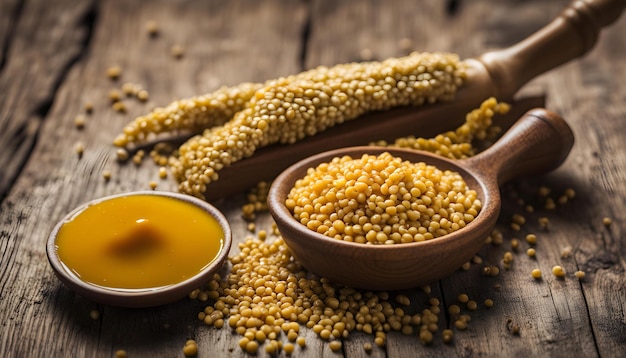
[75,142,85,157]
[561,246,573,258]
[574,270,585,280]
[74,115,86,129]
[107,66,122,80]
[102,170,112,182]
[112,101,126,113]
[442,329,454,344]
[531,268,542,279]
[183,340,198,357]
[137,89,149,102]
[146,20,159,37]
[116,148,129,162]
[552,265,566,278]
[171,44,185,59]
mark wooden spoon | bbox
[202,0,622,201]
[267,108,574,290]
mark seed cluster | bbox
[191,234,483,354]
[286,152,481,243]
[373,97,509,159]
[114,52,466,198]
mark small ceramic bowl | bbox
[47,191,232,307]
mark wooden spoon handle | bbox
[465,108,575,185]
[478,0,625,99]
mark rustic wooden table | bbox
[1,0,625,357]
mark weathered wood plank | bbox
[0,0,94,200]
[1,0,624,357]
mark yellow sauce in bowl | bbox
[54,193,225,290]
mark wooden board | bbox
[1,0,625,356]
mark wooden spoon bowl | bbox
[268,108,574,290]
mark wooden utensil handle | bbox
[466,108,575,185]
[478,0,625,99]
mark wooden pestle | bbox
[204,0,625,201]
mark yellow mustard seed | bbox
[561,246,573,258]
[329,340,342,352]
[363,342,373,353]
[513,213,526,226]
[107,66,122,80]
[297,336,306,347]
[531,268,542,279]
[245,340,259,354]
[454,319,467,330]
[84,102,93,113]
[159,166,168,179]
[602,217,612,226]
[246,222,256,232]
[557,195,568,205]
[484,299,494,308]
[112,101,126,113]
[466,300,477,311]
[132,154,143,166]
[74,115,86,129]
[539,217,550,230]
[114,350,127,358]
[395,294,410,306]
[511,238,519,251]
[89,309,100,320]
[287,152,481,244]
[527,248,536,258]
[283,342,295,354]
[109,89,122,102]
[137,90,149,102]
[525,233,537,245]
[116,148,129,162]
[183,340,198,357]
[122,82,137,96]
[419,329,433,345]
[545,198,556,210]
[171,44,185,59]
[457,293,469,303]
[442,329,454,344]
[575,270,585,280]
[564,188,576,199]
[448,304,461,315]
[75,142,85,157]
[552,265,566,278]
[102,170,112,182]
[149,180,158,190]
[146,20,159,37]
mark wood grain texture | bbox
[1,0,625,357]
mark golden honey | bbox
[55,194,224,290]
